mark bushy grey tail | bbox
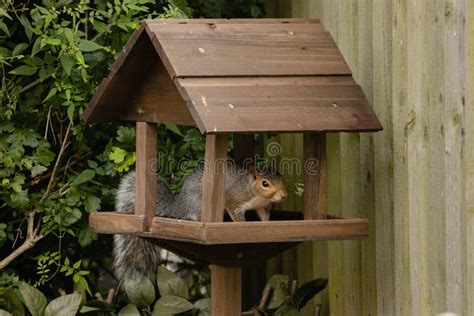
[113,172,173,288]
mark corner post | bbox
[201,134,241,315]
[135,122,157,229]
[201,133,228,223]
[303,132,327,219]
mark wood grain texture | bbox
[89,212,144,234]
[177,77,382,133]
[135,122,157,229]
[149,217,368,244]
[288,1,472,315]
[201,134,228,222]
[211,266,241,316]
[303,133,327,219]
[146,21,350,77]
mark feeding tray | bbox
[84,18,382,314]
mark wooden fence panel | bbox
[281,0,472,315]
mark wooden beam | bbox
[303,133,327,219]
[135,122,157,229]
[211,265,241,316]
[201,134,228,223]
[89,212,145,234]
[150,217,368,244]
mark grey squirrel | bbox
[113,164,287,296]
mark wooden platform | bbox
[89,211,368,244]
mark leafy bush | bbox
[0,0,196,300]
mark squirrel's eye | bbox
[262,180,270,188]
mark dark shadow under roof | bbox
[83,18,382,133]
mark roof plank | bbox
[176,77,382,133]
[145,22,350,77]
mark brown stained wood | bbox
[201,134,228,222]
[145,22,350,77]
[88,211,368,244]
[89,212,144,234]
[211,265,242,316]
[176,78,382,133]
[135,122,157,229]
[149,217,368,244]
[303,133,327,219]
[233,134,255,166]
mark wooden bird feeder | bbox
[84,18,382,315]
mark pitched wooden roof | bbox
[83,19,382,133]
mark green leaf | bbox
[73,169,95,185]
[18,282,47,316]
[31,37,42,56]
[0,22,10,36]
[9,65,37,76]
[157,267,189,299]
[44,294,81,316]
[0,289,25,316]
[64,28,74,43]
[31,165,47,177]
[0,8,12,20]
[78,39,103,52]
[293,278,328,310]
[43,38,61,46]
[80,300,115,314]
[13,43,29,56]
[165,124,183,136]
[124,275,155,309]
[19,15,32,40]
[84,195,101,213]
[109,147,127,163]
[60,55,74,75]
[152,295,193,316]
[31,149,55,165]
[43,88,57,102]
[118,304,140,316]
[78,226,97,247]
[10,191,29,209]
[266,274,289,309]
[194,298,210,316]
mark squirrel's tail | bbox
[113,172,174,290]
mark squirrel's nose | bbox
[280,190,288,200]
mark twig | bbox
[314,304,322,316]
[290,280,299,297]
[258,285,272,309]
[106,288,115,304]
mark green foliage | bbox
[245,276,328,315]
[0,0,200,306]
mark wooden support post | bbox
[211,265,242,316]
[202,134,242,314]
[303,133,327,219]
[201,134,228,223]
[135,122,157,229]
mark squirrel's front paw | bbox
[228,210,246,222]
